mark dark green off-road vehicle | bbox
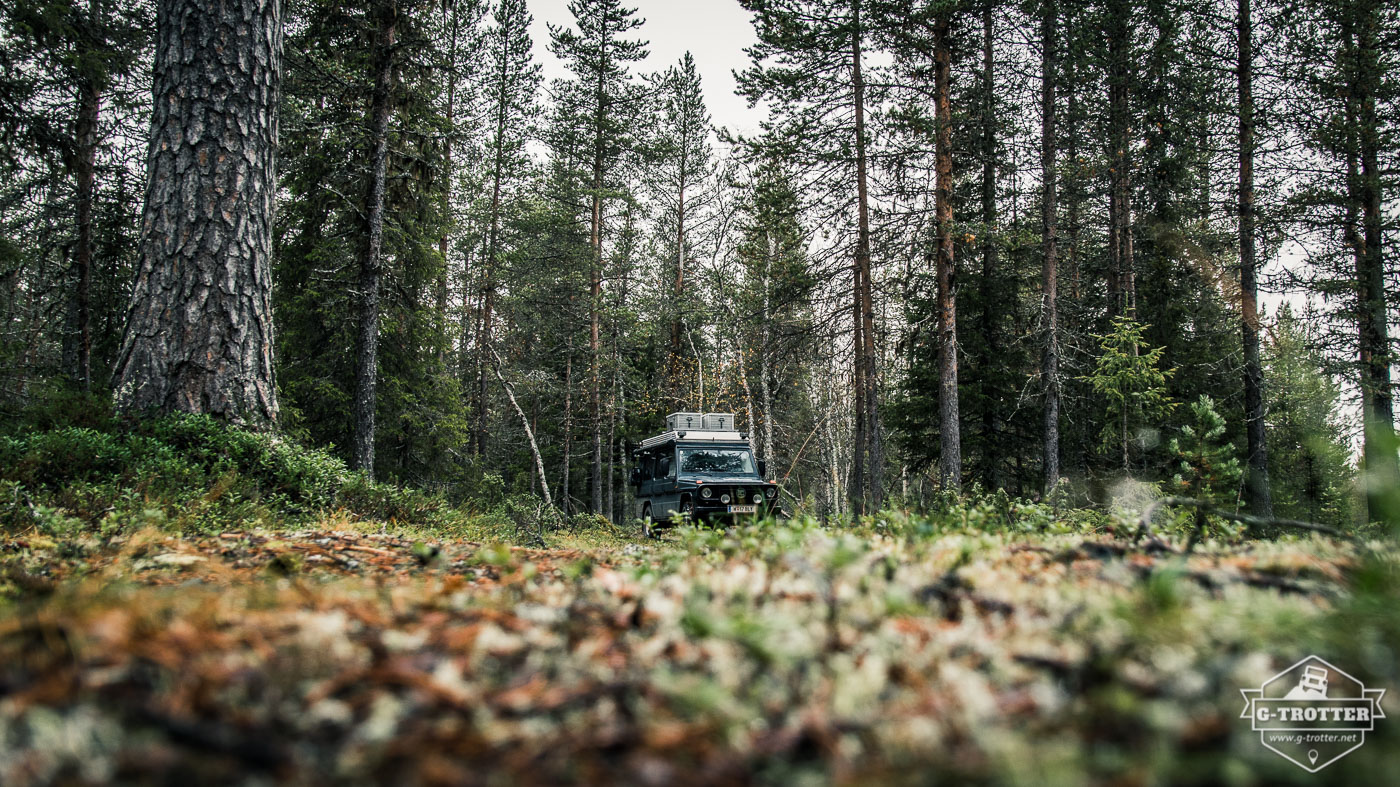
[630,412,781,538]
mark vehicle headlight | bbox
[701,487,713,499]
[721,494,731,504]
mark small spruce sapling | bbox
[1083,316,1176,472]
[1169,395,1243,545]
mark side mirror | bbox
[757,460,768,478]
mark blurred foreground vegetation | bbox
[1,415,1397,784]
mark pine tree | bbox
[2,0,150,394]
[1286,0,1399,522]
[1040,0,1061,492]
[472,0,541,458]
[113,0,281,426]
[732,157,815,473]
[549,0,648,516]
[737,0,884,512]
[277,0,467,481]
[653,52,713,409]
[351,0,398,474]
[1264,307,1356,527]
[1237,0,1272,516]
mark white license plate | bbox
[728,505,756,514]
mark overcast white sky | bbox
[526,0,765,136]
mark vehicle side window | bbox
[643,456,655,479]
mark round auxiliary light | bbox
[701,486,713,499]
[721,494,731,504]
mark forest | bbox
[1,0,1399,783]
[2,0,1398,525]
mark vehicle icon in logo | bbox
[1240,655,1386,772]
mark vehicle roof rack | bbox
[639,430,747,450]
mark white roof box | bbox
[702,413,735,431]
[666,412,703,431]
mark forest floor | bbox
[1,518,1398,785]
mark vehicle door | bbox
[638,450,658,518]
[656,451,679,518]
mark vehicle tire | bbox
[678,497,694,523]
[642,503,655,540]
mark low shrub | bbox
[0,414,461,535]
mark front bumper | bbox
[690,501,777,520]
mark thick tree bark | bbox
[351,1,397,475]
[934,15,961,490]
[1041,0,1061,493]
[114,0,281,427]
[1238,0,1272,516]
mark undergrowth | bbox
[0,414,470,536]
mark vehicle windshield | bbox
[678,448,756,476]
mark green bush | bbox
[0,414,459,535]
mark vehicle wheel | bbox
[642,504,655,540]
[678,497,694,522]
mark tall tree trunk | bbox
[1066,32,1082,304]
[670,154,687,406]
[589,72,605,516]
[589,205,603,516]
[476,51,511,458]
[607,341,618,521]
[852,2,881,512]
[934,15,961,490]
[457,241,474,380]
[437,3,459,367]
[979,6,1002,490]
[739,338,758,454]
[561,341,573,515]
[1238,0,1272,516]
[1353,3,1397,518]
[617,398,627,522]
[351,1,397,475]
[1041,0,1061,492]
[760,234,775,467]
[1106,4,1135,317]
[851,258,866,514]
[71,55,100,393]
[114,0,281,427]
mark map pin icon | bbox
[1308,750,1319,765]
